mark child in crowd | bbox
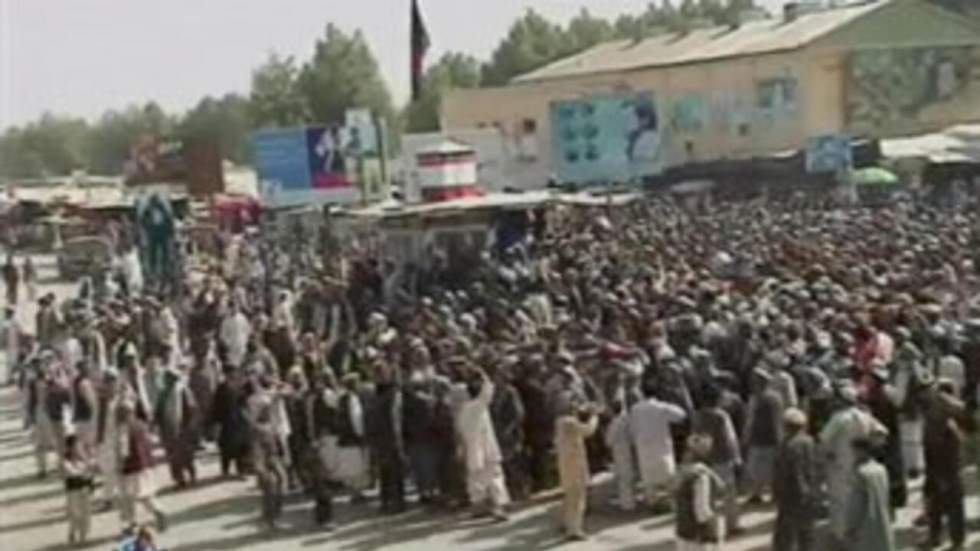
[63,434,94,546]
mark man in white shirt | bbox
[630,386,687,505]
[220,302,250,368]
[456,367,509,521]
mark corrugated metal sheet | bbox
[514,1,888,83]
[881,124,980,163]
[343,190,640,220]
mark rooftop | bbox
[512,0,925,84]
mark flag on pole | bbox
[410,0,430,101]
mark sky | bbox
[0,0,783,129]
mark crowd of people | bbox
[6,194,980,551]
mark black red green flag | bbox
[410,0,430,101]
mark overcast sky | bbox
[0,0,783,129]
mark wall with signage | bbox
[252,110,387,208]
[550,92,665,184]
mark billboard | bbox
[125,137,224,196]
[550,92,665,185]
[253,111,387,208]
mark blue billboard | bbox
[253,115,385,208]
[550,92,665,185]
[253,128,311,206]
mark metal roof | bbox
[881,124,980,163]
[514,1,889,83]
[343,190,641,219]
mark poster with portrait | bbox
[254,126,360,208]
[307,126,352,190]
[805,134,852,174]
[550,92,665,185]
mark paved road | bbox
[0,255,977,551]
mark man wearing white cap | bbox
[820,381,887,546]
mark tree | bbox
[404,52,481,133]
[680,0,702,20]
[248,53,309,129]
[566,9,615,53]
[480,10,571,86]
[179,93,252,163]
[658,0,685,31]
[698,0,727,24]
[0,114,91,178]
[722,0,756,25]
[0,129,46,178]
[85,103,175,175]
[298,24,395,126]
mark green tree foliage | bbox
[298,24,395,127]
[85,103,175,175]
[0,128,48,178]
[248,53,309,129]
[480,10,571,86]
[0,114,90,177]
[565,9,616,53]
[179,94,252,163]
[404,53,481,133]
[477,1,757,86]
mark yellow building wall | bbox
[803,51,847,137]
[441,1,980,177]
[442,49,848,171]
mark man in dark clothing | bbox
[3,256,18,305]
[209,367,251,477]
[305,374,336,529]
[922,380,969,550]
[489,365,528,500]
[744,369,784,503]
[514,360,553,492]
[865,368,906,511]
[403,377,441,503]
[691,384,742,534]
[371,369,407,514]
[772,408,819,551]
[156,368,199,488]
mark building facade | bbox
[442,0,980,182]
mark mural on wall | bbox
[756,74,799,129]
[671,95,707,133]
[550,92,665,184]
[711,92,752,137]
[708,75,799,139]
[846,47,977,133]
